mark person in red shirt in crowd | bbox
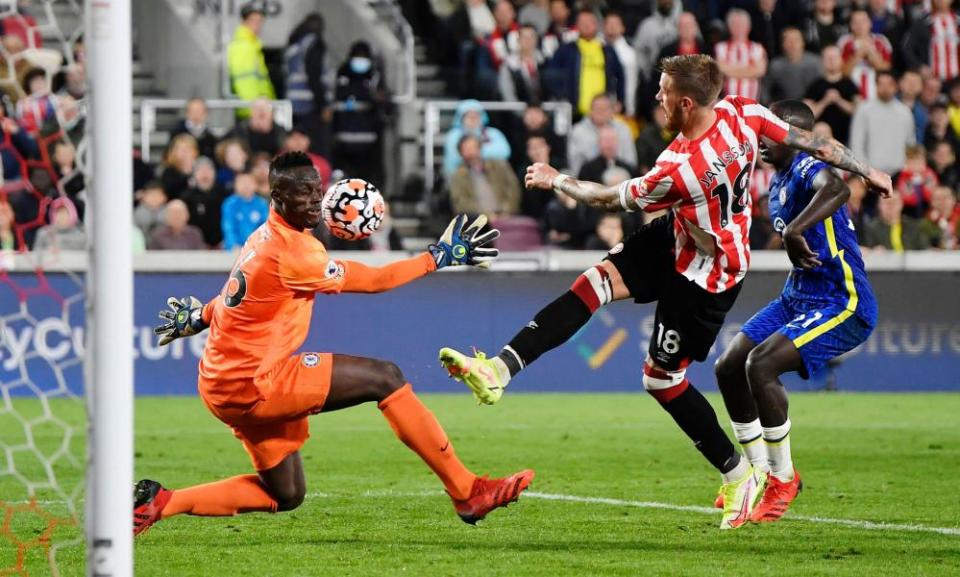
[714,9,767,100]
[838,9,893,99]
[895,144,939,218]
[924,184,960,249]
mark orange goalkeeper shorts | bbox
[199,352,333,471]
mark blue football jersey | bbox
[767,153,877,324]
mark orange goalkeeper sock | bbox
[161,474,278,518]
[379,383,477,501]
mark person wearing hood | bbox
[332,41,389,188]
[33,197,86,254]
[228,3,275,119]
[284,12,330,150]
[443,99,512,176]
[633,0,681,83]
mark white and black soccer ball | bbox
[321,178,386,241]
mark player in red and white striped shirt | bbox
[714,9,767,100]
[438,55,891,531]
[838,10,893,100]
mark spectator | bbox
[920,75,946,109]
[804,0,847,53]
[283,127,332,187]
[567,93,636,175]
[715,9,767,100]
[0,36,30,104]
[518,0,550,35]
[749,158,776,217]
[866,0,904,66]
[765,28,822,102]
[512,104,564,168]
[546,10,625,118]
[449,134,521,217]
[657,12,706,60]
[148,199,205,250]
[227,3,275,118]
[0,200,16,252]
[171,98,219,160]
[160,133,198,200]
[215,138,250,192]
[850,71,914,176]
[578,125,637,183]
[923,185,960,249]
[749,193,780,250]
[55,63,86,101]
[930,140,960,190]
[134,181,167,236]
[486,0,520,71]
[231,98,286,157]
[895,145,939,218]
[603,12,637,117]
[0,112,38,182]
[33,197,85,253]
[862,191,932,250]
[498,24,546,104]
[838,9,892,100]
[52,94,84,145]
[443,99,511,176]
[585,212,625,250]
[847,176,869,242]
[635,106,674,173]
[52,140,85,219]
[221,172,269,250]
[902,0,960,83]
[899,69,928,145]
[948,80,960,140]
[183,157,226,248]
[521,134,554,218]
[332,41,390,187]
[284,13,329,133]
[250,152,272,198]
[541,0,577,59]
[633,0,680,84]
[543,187,598,249]
[15,68,57,135]
[924,103,960,150]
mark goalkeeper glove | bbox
[154,296,208,346]
[428,214,500,269]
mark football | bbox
[321,178,386,240]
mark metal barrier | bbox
[139,98,293,160]
[423,100,573,188]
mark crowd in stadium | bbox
[1,0,959,256]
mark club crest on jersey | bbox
[609,242,624,255]
[778,187,787,205]
[774,217,786,232]
[324,260,345,280]
[698,141,753,188]
[302,353,320,368]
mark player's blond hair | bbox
[659,54,723,107]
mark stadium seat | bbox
[490,215,543,250]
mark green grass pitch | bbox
[2,393,959,576]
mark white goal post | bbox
[85,0,133,576]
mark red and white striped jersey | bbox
[837,33,893,100]
[929,12,960,81]
[714,40,766,100]
[617,96,790,293]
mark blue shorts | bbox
[741,296,875,379]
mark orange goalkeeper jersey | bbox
[198,208,435,406]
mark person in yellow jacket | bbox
[228,4,275,118]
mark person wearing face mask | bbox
[332,41,390,190]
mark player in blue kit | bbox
[714,100,880,522]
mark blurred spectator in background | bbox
[0,36,30,103]
[543,187,598,249]
[567,93,635,175]
[171,98,218,160]
[0,201,16,252]
[715,9,767,100]
[896,145,939,218]
[449,134,520,217]
[215,138,250,192]
[183,157,225,248]
[923,185,960,249]
[902,0,960,83]
[486,0,520,71]
[578,124,637,183]
[232,98,285,157]
[634,0,680,85]
[751,0,803,59]
[443,99,511,176]
[804,0,847,53]
[283,127,331,188]
[33,197,84,253]
[635,106,673,173]
[838,9,892,100]
[134,181,168,236]
[863,192,931,251]
[53,94,84,145]
[148,199,205,250]
[228,3,275,118]
[765,28,822,102]
[924,103,960,150]
[749,194,780,250]
[585,212,625,250]
[850,71,914,176]
[521,134,555,218]
[52,140,84,219]
[546,10,624,118]
[333,41,390,187]
[846,176,869,241]
[221,172,268,250]
[518,0,550,35]
[56,63,86,101]
[657,12,705,60]
[498,24,546,104]
[929,140,959,190]
[898,69,928,145]
[948,80,960,139]
[510,104,564,170]
[160,133,198,200]
[16,68,57,135]
[604,12,636,117]
[541,0,576,59]
[250,152,272,198]
[0,111,38,182]
[284,12,330,148]
[920,75,946,110]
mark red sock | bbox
[379,384,477,500]
[161,475,278,518]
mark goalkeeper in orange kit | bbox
[133,152,534,535]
